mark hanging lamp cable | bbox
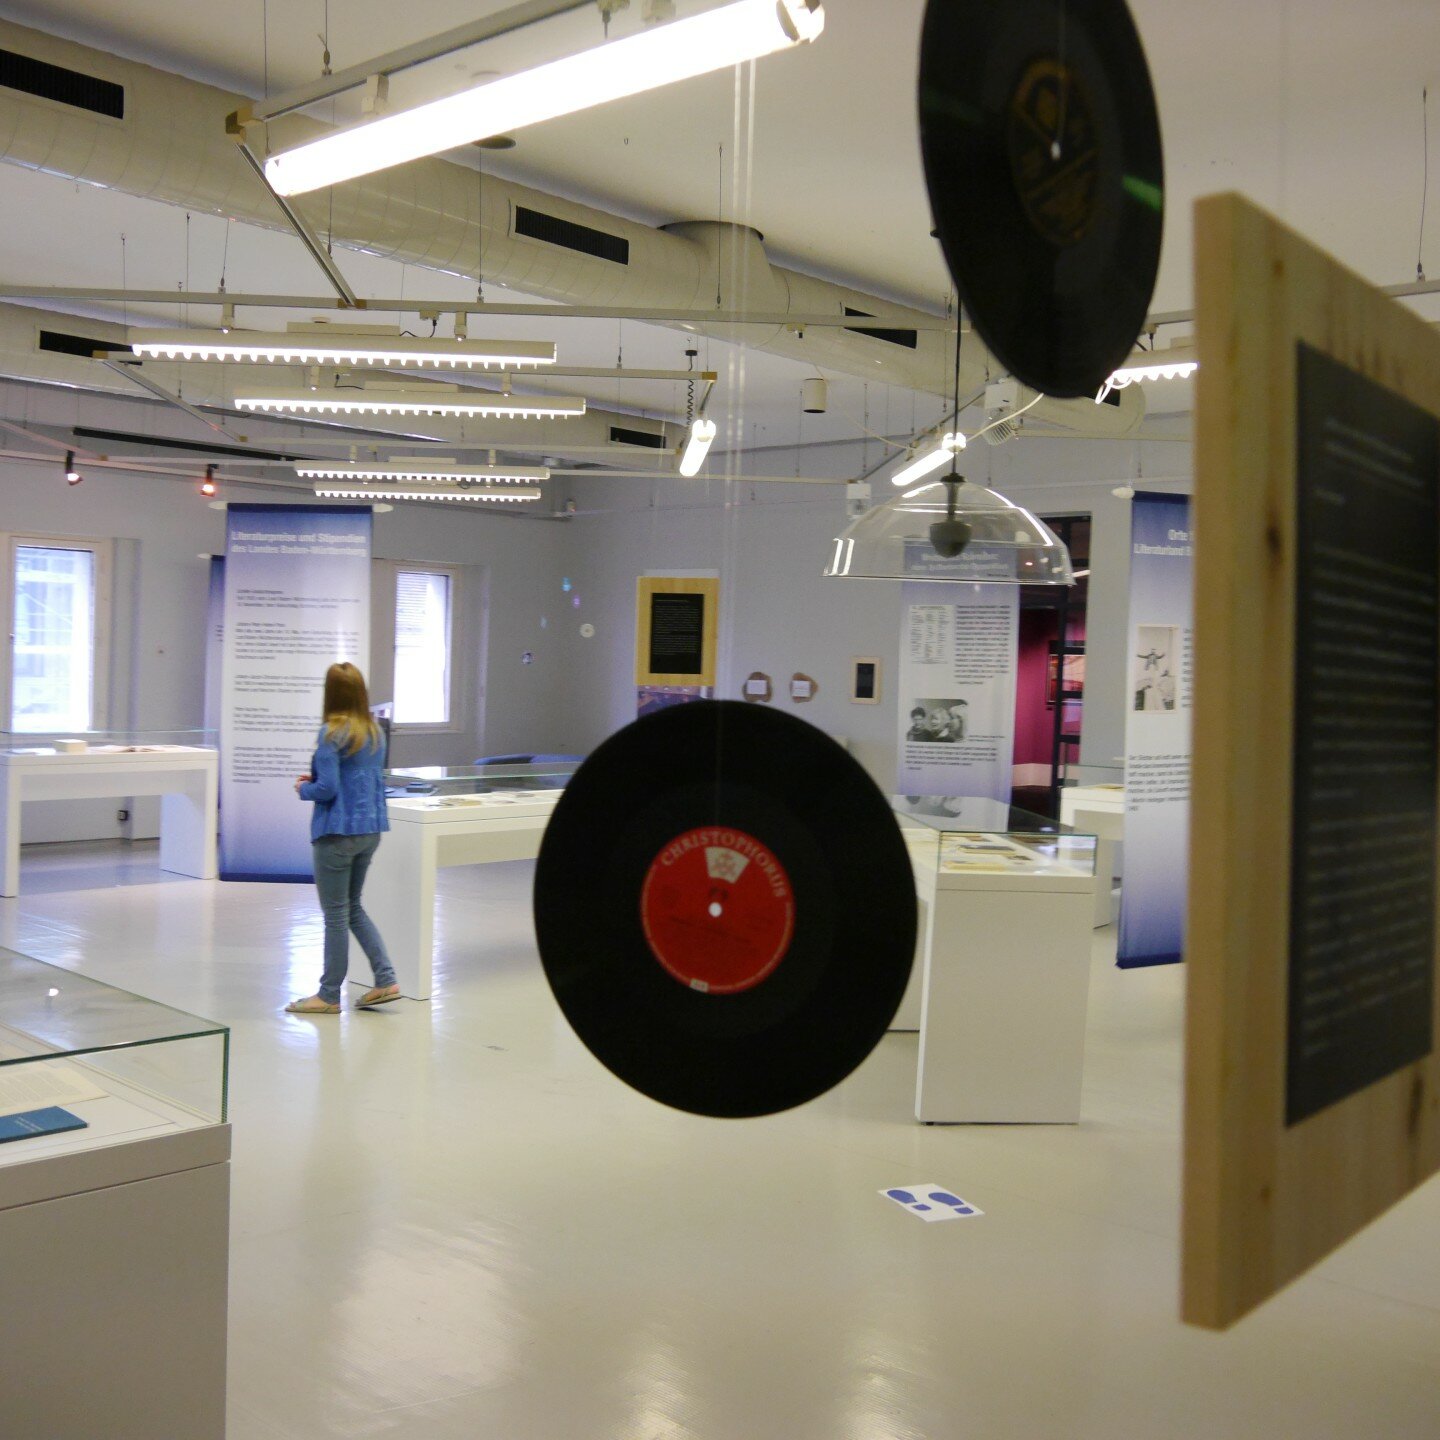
[1419,85,1430,283]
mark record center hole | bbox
[708,901,723,918]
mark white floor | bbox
[5,840,1440,1440]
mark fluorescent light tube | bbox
[890,431,964,487]
[296,463,551,482]
[235,388,585,419]
[1108,359,1198,385]
[1097,347,1198,400]
[265,0,825,196]
[312,482,541,502]
[131,330,556,369]
[678,417,717,477]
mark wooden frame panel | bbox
[1184,193,1440,1329]
[634,576,719,687]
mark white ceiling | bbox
[0,0,1437,461]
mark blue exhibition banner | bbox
[1117,491,1194,967]
[203,555,224,740]
[219,505,371,882]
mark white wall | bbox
[558,432,1194,795]
[558,476,902,786]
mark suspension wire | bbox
[1420,86,1430,282]
[715,144,724,307]
[713,59,756,822]
[946,307,964,480]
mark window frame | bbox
[0,532,113,734]
[390,563,458,733]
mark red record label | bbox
[640,826,795,994]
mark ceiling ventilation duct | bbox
[0,18,1143,439]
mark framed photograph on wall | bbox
[851,656,881,704]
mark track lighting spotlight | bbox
[200,465,217,498]
[64,450,82,486]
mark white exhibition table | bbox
[366,789,1095,1126]
[902,824,1097,1124]
[363,790,564,1000]
[1060,783,1126,927]
[0,745,219,897]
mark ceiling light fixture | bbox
[824,477,1073,585]
[200,464,218,497]
[234,388,586,419]
[311,482,541,503]
[263,0,826,196]
[1096,346,1198,401]
[64,450,82,486]
[131,330,557,370]
[296,462,550,483]
[678,417,717,477]
[890,431,965,487]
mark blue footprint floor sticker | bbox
[881,1184,984,1222]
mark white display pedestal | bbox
[0,747,218,897]
[0,1125,230,1439]
[913,861,1095,1124]
[363,792,562,1000]
[1060,784,1125,927]
[889,889,928,1031]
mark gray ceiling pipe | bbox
[0,18,1142,437]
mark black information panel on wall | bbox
[648,593,707,676]
[1287,343,1440,1124]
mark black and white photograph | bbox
[1131,624,1180,712]
[905,697,969,742]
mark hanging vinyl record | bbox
[533,701,917,1117]
[918,0,1165,398]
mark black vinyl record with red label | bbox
[919,0,1164,398]
[533,701,917,1117]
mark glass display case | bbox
[893,795,1098,878]
[0,728,218,757]
[0,949,228,1166]
[385,759,580,798]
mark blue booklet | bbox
[0,1106,88,1144]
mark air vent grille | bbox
[515,206,629,266]
[39,330,128,359]
[843,306,918,350]
[609,426,666,450]
[0,49,124,119]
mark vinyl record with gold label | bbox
[533,701,917,1117]
[919,0,1164,398]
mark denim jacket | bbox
[298,725,390,841]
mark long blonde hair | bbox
[321,662,382,756]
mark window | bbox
[9,541,106,732]
[392,569,452,726]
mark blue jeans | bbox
[312,833,397,1003]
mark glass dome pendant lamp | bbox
[824,311,1073,585]
[823,466,1075,585]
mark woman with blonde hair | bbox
[285,662,401,1014]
